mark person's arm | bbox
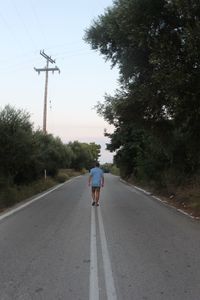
[88,170,93,186]
[88,174,92,186]
[101,173,104,187]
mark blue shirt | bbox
[90,167,104,187]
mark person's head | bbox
[95,161,100,168]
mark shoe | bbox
[96,203,99,206]
[92,202,95,206]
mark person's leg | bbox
[95,188,100,205]
[91,187,96,205]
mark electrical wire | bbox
[0,10,24,52]
[29,0,48,45]
[9,0,37,49]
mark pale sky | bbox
[0,0,119,163]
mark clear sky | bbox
[0,0,118,163]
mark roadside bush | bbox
[0,178,56,210]
[110,165,120,176]
[0,186,19,209]
[80,168,88,174]
[55,174,69,183]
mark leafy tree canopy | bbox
[85,0,200,182]
[0,105,101,184]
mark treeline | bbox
[85,0,200,189]
[0,105,100,187]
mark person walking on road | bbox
[88,162,104,206]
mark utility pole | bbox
[34,50,60,133]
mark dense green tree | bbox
[85,0,200,183]
[0,105,101,185]
[0,105,34,184]
[32,131,73,177]
[68,141,101,170]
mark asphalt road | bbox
[0,174,200,300]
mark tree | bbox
[0,105,34,184]
[68,141,101,170]
[85,0,200,182]
[32,131,73,177]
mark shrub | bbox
[55,174,69,183]
[0,186,18,209]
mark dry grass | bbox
[0,169,83,212]
[128,176,200,218]
[172,181,200,217]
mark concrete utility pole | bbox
[34,50,60,133]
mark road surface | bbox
[0,174,200,300]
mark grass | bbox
[127,175,200,218]
[110,165,120,176]
[173,181,200,217]
[0,169,84,212]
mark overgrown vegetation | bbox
[101,163,120,175]
[84,0,200,213]
[0,105,100,210]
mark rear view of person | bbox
[88,162,104,206]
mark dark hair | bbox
[95,162,100,167]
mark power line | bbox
[34,50,60,133]
[0,10,24,52]
[29,0,48,45]
[0,48,94,74]
[9,0,37,49]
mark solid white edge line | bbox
[120,178,200,220]
[0,178,75,222]
[89,208,99,300]
[97,208,117,300]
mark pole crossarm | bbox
[34,50,60,133]
[34,67,60,74]
[40,50,55,64]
